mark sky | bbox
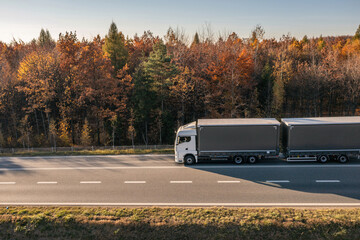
[0,0,359,43]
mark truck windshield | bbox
[177,136,191,145]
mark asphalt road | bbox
[1,154,360,207]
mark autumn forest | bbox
[0,23,360,148]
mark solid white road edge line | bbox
[0,182,16,184]
[217,181,240,183]
[2,154,174,159]
[124,181,146,184]
[80,181,101,184]
[316,180,340,183]
[266,180,290,183]
[37,182,57,184]
[1,202,360,206]
[2,164,360,172]
[170,181,192,183]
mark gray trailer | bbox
[281,117,360,163]
[196,118,280,163]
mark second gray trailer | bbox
[281,117,360,163]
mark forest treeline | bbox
[0,23,360,147]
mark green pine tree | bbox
[354,24,360,39]
[142,41,177,144]
[191,32,200,47]
[37,28,55,48]
[103,22,128,73]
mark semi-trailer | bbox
[175,116,360,164]
[174,118,280,165]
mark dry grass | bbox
[0,148,173,157]
[0,207,359,239]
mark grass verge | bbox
[0,207,359,239]
[0,148,174,157]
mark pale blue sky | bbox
[0,0,359,43]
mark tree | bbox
[17,50,59,137]
[127,31,160,72]
[56,31,82,131]
[17,115,32,149]
[191,32,200,47]
[37,28,55,49]
[48,118,57,149]
[257,62,274,117]
[0,126,5,148]
[77,36,124,145]
[132,67,157,145]
[317,35,325,51]
[207,40,255,117]
[80,118,92,146]
[142,41,177,143]
[103,22,128,73]
[170,67,195,125]
[58,117,71,146]
[272,54,293,116]
[127,109,136,148]
[354,24,360,40]
[251,25,265,43]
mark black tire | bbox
[184,155,195,165]
[338,155,349,163]
[233,156,244,164]
[248,156,257,164]
[318,155,329,164]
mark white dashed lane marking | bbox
[266,180,290,183]
[124,181,146,184]
[37,182,57,184]
[316,180,340,183]
[80,181,101,184]
[217,181,240,183]
[170,181,192,184]
[0,182,16,184]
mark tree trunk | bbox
[112,126,115,149]
[34,109,40,135]
[97,121,100,145]
[41,111,47,137]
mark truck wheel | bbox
[318,155,329,163]
[233,156,244,164]
[184,155,195,165]
[248,156,257,164]
[338,155,348,163]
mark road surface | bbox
[0,154,360,206]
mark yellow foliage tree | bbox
[80,119,92,146]
[58,118,71,146]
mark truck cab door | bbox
[176,136,197,162]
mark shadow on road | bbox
[0,158,25,173]
[0,154,174,175]
[187,157,360,201]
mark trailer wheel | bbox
[338,155,348,163]
[318,155,329,164]
[233,156,244,164]
[248,156,257,164]
[184,155,195,165]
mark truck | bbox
[281,116,360,163]
[174,118,280,165]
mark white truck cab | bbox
[174,121,197,164]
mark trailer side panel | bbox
[198,125,279,152]
[287,124,360,150]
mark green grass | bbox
[0,148,174,157]
[0,207,360,239]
